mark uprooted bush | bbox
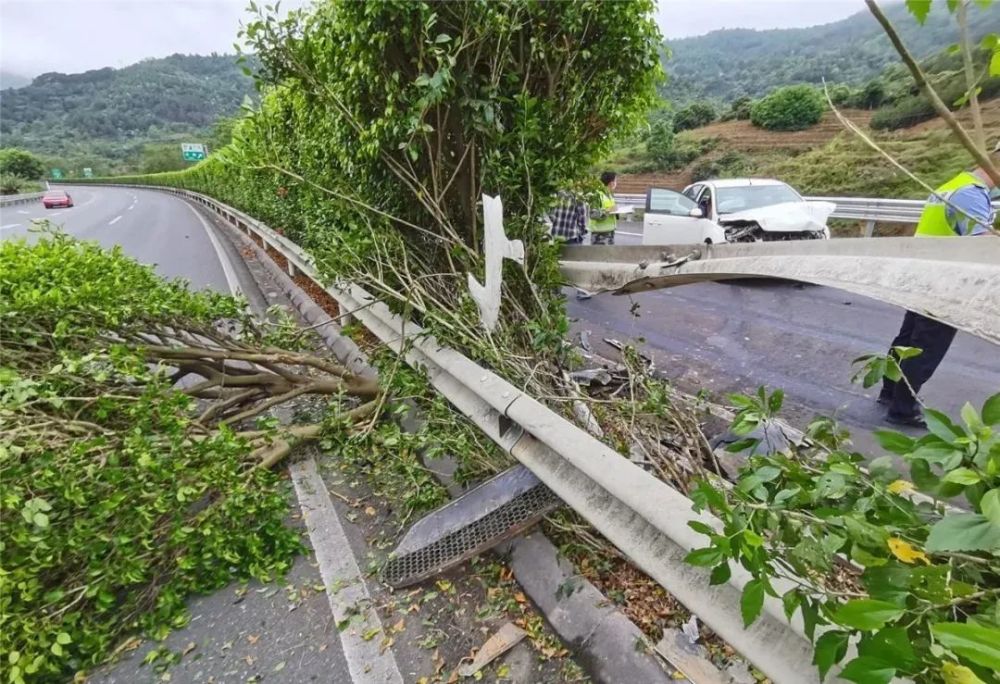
[0,231,383,682]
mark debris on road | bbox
[455,622,528,678]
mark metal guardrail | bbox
[93,182,827,681]
[560,240,1000,347]
[0,192,43,207]
[616,192,1000,236]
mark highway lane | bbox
[0,185,235,293]
[569,221,999,440]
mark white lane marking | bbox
[128,199,137,211]
[50,211,64,217]
[108,215,123,225]
[618,231,643,237]
[1,223,21,230]
[290,458,404,684]
[17,210,29,215]
[180,200,241,296]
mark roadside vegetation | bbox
[24,0,1000,682]
[0,148,44,194]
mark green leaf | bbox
[434,33,451,43]
[687,520,715,536]
[943,468,982,486]
[839,656,896,684]
[709,563,731,586]
[685,547,724,567]
[740,579,765,627]
[32,512,49,529]
[926,513,1000,552]
[55,633,71,645]
[782,589,802,622]
[862,565,912,605]
[932,622,1000,670]
[831,599,904,631]
[860,627,917,672]
[981,489,1000,527]
[982,392,1000,425]
[874,430,915,455]
[813,630,849,680]
[905,0,932,23]
[768,389,783,413]
[990,49,1000,78]
[925,408,963,444]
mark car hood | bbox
[718,201,835,232]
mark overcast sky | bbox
[1,0,868,79]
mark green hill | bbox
[0,54,255,173]
[662,1,1000,106]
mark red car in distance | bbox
[42,190,74,209]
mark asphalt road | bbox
[570,220,1000,443]
[0,185,235,293]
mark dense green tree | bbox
[750,85,825,131]
[673,101,715,131]
[0,147,45,179]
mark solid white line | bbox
[290,458,404,684]
[180,200,241,296]
[618,231,643,237]
[17,210,28,215]
[1,223,20,230]
[108,215,122,225]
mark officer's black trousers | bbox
[880,311,957,418]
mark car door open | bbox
[643,188,725,245]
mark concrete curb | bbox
[204,205,677,684]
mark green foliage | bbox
[0,232,300,682]
[673,101,716,131]
[84,0,662,385]
[724,96,754,121]
[0,172,40,195]
[660,1,1000,106]
[0,54,257,173]
[645,119,676,163]
[0,147,45,179]
[750,85,825,131]
[138,142,193,174]
[689,150,752,183]
[686,379,1000,682]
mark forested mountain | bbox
[663,1,1000,105]
[0,54,255,172]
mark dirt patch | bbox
[292,273,340,318]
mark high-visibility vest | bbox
[915,171,987,237]
[590,189,616,233]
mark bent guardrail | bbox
[92,182,831,682]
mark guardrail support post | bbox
[864,220,876,238]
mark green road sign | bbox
[83,168,93,178]
[51,168,63,179]
[181,143,207,161]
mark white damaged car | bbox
[643,178,835,245]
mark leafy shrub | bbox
[0,147,45,180]
[725,96,754,121]
[0,172,30,194]
[688,369,1000,682]
[646,119,676,163]
[674,101,716,131]
[870,94,937,130]
[750,85,825,131]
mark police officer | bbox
[589,171,618,245]
[879,141,999,427]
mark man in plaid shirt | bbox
[548,191,588,244]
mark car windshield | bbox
[716,184,800,214]
[44,192,67,198]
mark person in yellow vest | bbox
[589,171,618,245]
[879,141,998,428]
